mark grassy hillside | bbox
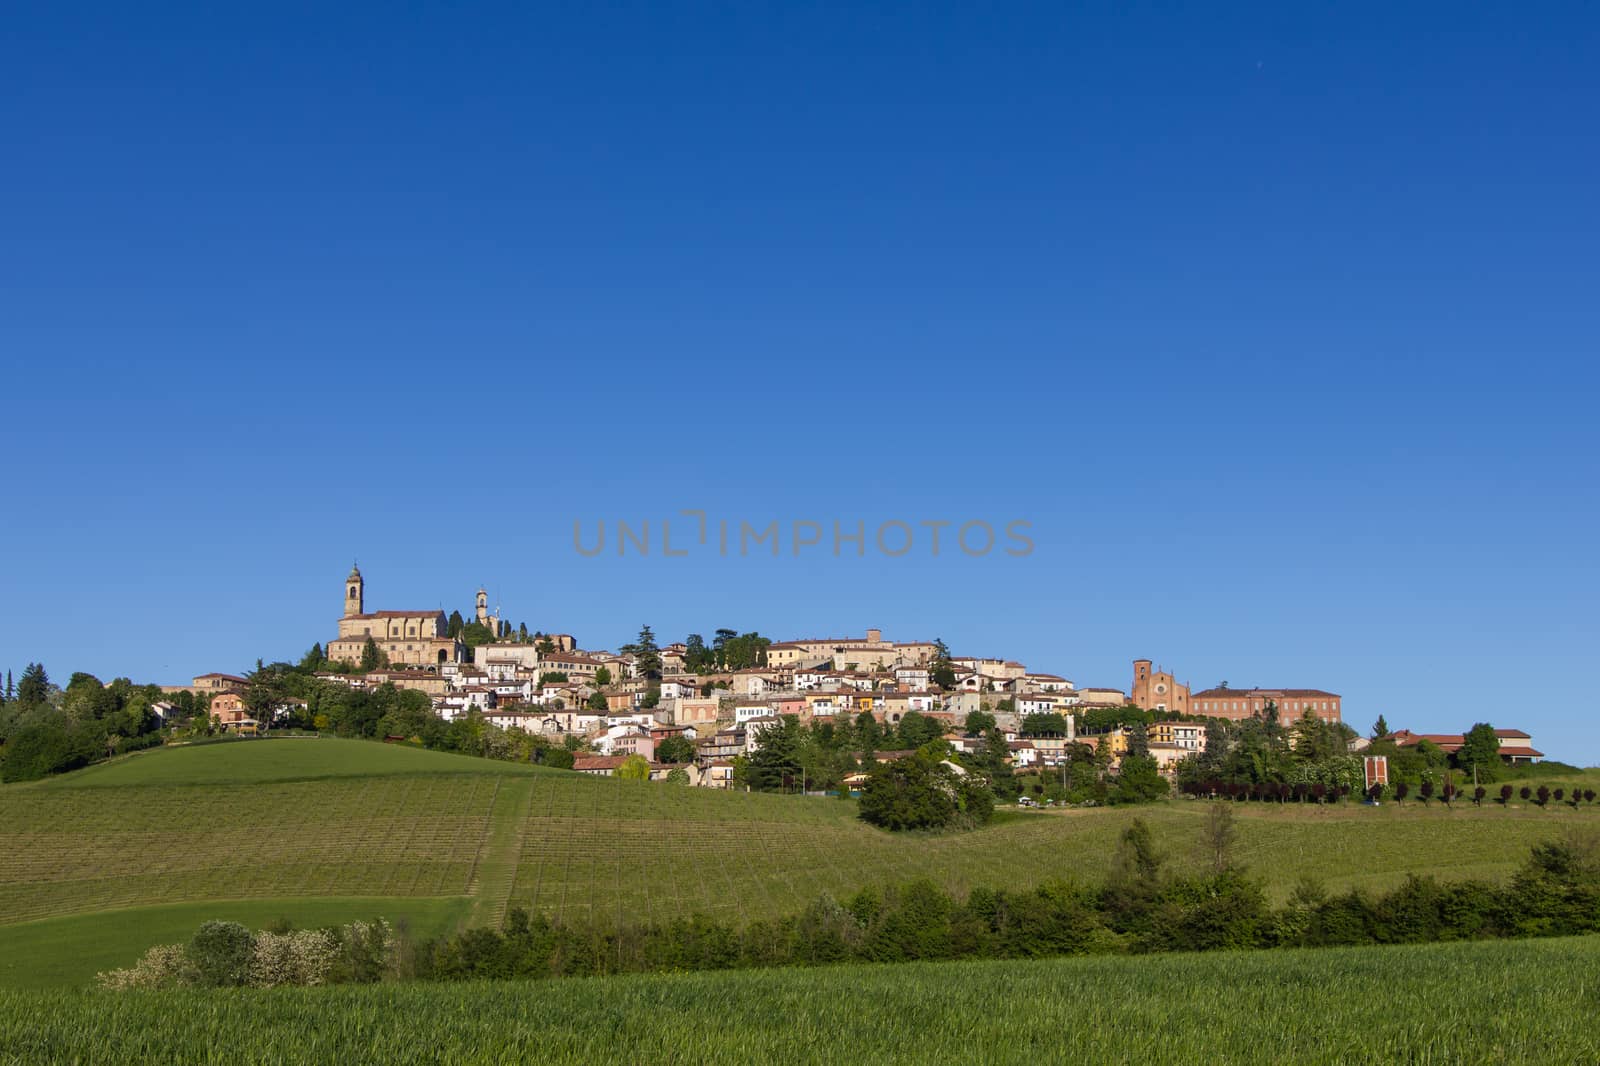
[2,937,1596,1064]
[3,738,1597,989]
[0,898,467,990]
[29,735,546,788]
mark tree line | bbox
[97,820,1600,988]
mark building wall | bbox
[1131,660,1190,713]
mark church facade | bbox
[326,565,465,668]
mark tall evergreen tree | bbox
[929,638,957,691]
[359,637,387,672]
[16,663,49,705]
[625,624,662,680]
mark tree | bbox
[1203,802,1238,875]
[447,610,465,639]
[1111,754,1169,805]
[1021,712,1069,737]
[625,625,662,680]
[244,660,284,731]
[1419,779,1434,805]
[1126,722,1150,760]
[16,663,50,705]
[929,639,957,692]
[683,634,712,673]
[963,710,995,737]
[747,715,806,792]
[1113,818,1164,884]
[1499,784,1514,805]
[358,639,387,673]
[1454,723,1501,783]
[656,736,696,764]
[895,711,944,750]
[857,754,986,831]
[1473,785,1487,806]
[585,692,608,712]
[1372,715,1390,738]
[298,643,326,672]
[594,666,612,688]
[616,754,651,781]
[1535,785,1550,808]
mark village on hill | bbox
[152,566,1545,795]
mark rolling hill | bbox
[2,737,1596,988]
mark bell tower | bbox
[345,564,365,617]
[475,587,489,626]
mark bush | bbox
[96,944,192,990]
[189,921,255,987]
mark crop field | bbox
[3,739,1597,989]
[1,936,1596,1064]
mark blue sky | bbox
[2,3,1596,760]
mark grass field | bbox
[1,936,1596,1064]
[3,738,1598,990]
[0,897,468,989]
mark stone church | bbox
[325,565,476,669]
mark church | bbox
[325,565,489,669]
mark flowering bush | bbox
[96,943,192,990]
[248,928,340,987]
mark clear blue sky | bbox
[2,4,1596,761]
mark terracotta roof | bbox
[1498,746,1544,758]
[572,755,630,771]
[1192,687,1339,699]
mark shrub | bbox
[249,929,340,987]
[189,921,255,987]
[96,944,192,990]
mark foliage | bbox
[90,834,1600,1000]
[655,736,696,764]
[616,755,650,781]
[858,754,990,831]
[97,919,395,991]
[359,638,388,672]
[1020,712,1069,737]
[622,625,662,680]
[1454,723,1501,783]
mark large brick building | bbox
[1191,687,1341,724]
[1131,660,1190,713]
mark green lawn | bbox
[1,937,1596,1064]
[4,738,1598,989]
[0,897,468,989]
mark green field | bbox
[3,738,1598,990]
[0,897,467,989]
[1,937,1596,1064]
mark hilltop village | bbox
[153,567,1544,794]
